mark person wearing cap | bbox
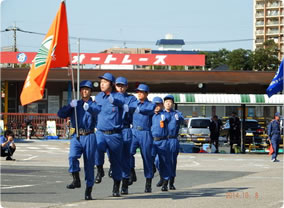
[151,96,171,191]
[57,80,100,200]
[157,94,184,190]
[129,83,156,193]
[114,76,137,195]
[229,112,241,154]
[267,112,281,162]
[95,72,126,197]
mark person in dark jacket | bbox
[209,115,222,153]
[229,112,241,153]
[267,112,281,162]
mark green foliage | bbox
[201,40,280,71]
[252,40,280,71]
[203,48,230,70]
[227,49,253,71]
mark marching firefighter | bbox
[129,84,156,193]
[114,76,137,194]
[95,72,126,197]
[151,96,171,191]
[57,80,100,200]
[160,95,184,190]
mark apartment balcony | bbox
[267,10,279,17]
[266,20,279,26]
[255,38,264,45]
[267,29,280,34]
[267,2,281,9]
[255,12,265,18]
[255,30,265,35]
[255,4,264,9]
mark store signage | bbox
[0,51,205,66]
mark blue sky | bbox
[1,0,253,53]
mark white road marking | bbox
[23,156,38,161]
[26,147,41,150]
[1,184,36,189]
[179,160,200,168]
[1,174,46,177]
[46,147,60,150]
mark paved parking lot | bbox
[0,139,283,208]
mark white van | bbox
[182,117,211,144]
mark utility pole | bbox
[13,23,17,52]
[5,23,19,68]
[5,23,18,52]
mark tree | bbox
[203,48,230,70]
[227,49,253,71]
[253,40,280,71]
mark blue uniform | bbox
[0,136,16,158]
[165,109,184,178]
[57,98,100,187]
[130,99,156,179]
[95,91,125,181]
[0,136,12,149]
[121,93,137,179]
[267,119,281,160]
[152,111,171,180]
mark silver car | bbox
[179,117,211,145]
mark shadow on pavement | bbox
[123,187,249,200]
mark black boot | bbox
[112,180,121,197]
[161,180,168,191]
[95,165,105,184]
[85,186,93,200]
[144,178,152,193]
[169,177,176,190]
[156,176,164,187]
[108,167,112,178]
[128,168,137,185]
[66,172,81,189]
[153,163,157,174]
[121,178,129,195]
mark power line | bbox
[2,27,254,46]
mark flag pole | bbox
[64,0,79,139]
[77,38,80,100]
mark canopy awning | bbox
[143,94,284,105]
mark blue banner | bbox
[266,59,283,98]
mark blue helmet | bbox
[98,72,115,83]
[115,77,128,85]
[135,84,149,93]
[153,96,163,104]
[275,112,281,117]
[80,80,93,90]
[164,95,175,102]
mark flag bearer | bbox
[58,80,100,200]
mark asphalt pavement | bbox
[0,139,283,208]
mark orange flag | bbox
[20,1,69,106]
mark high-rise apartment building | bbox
[253,0,284,60]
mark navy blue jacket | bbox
[95,91,125,131]
[57,98,100,130]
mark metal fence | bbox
[1,113,68,139]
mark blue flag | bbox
[266,59,283,98]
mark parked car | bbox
[221,119,265,145]
[178,117,211,145]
